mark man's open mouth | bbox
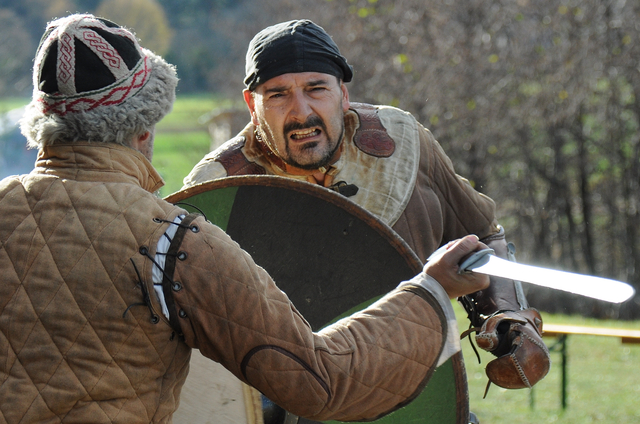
[290,128,321,140]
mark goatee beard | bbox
[256,115,344,170]
[284,116,343,170]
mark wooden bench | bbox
[543,324,640,344]
[539,324,640,409]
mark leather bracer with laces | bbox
[458,227,551,390]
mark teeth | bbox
[291,129,317,139]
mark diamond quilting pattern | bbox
[0,170,191,422]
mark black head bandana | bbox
[244,20,353,91]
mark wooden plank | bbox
[543,324,640,343]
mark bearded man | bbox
[184,20,551,394]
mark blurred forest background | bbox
[1,0,640,319]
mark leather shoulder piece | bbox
[215,136,266,176]
[350,102,395,158]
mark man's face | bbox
[244,72,350,170]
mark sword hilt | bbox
[458,248,495,274]
[427,245,496,275]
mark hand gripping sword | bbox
[428,246,636,303]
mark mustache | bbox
[284,116,326,135]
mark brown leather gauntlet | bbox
[475,309,550,389]
[459,227,551,389]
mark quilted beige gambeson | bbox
[0,143,191,423]
[1,142,456,423]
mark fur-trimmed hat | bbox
[20,14,178,148]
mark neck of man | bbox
[309,166,331,185]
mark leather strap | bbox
[216,136,267,176]
[161,213,201,335]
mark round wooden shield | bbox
[165,176,469,424]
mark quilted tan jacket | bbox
[0,143,191,423]
[1,142,456,423]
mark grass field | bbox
[456,303,640,423]
[2,95,639,423]
[0,97,30,113]
[153,94,222,196]
[0,95,220,196]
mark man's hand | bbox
[424,235,491,299]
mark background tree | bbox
[204,0,640,318]
[96,0,173,55]
[0,9,34,96]
[1,0,639,318]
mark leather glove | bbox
[475,309,550,389]
[458,227,551,390]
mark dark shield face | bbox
[167,175,420,327]
[166,176,469,424]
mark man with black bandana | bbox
[184,19,551,395]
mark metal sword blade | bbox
[467,254,635,303]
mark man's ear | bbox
[138,131,152,142]
[243,89,259,125]
[131,131,151,150]
[130,130,154,161]
[341,83,350,112]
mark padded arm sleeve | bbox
[165,215,454,422]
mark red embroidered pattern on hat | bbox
[83,31,122,69]
[58,33,75,86]
[39,56,151,116]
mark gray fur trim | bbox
[20,48,178,149]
